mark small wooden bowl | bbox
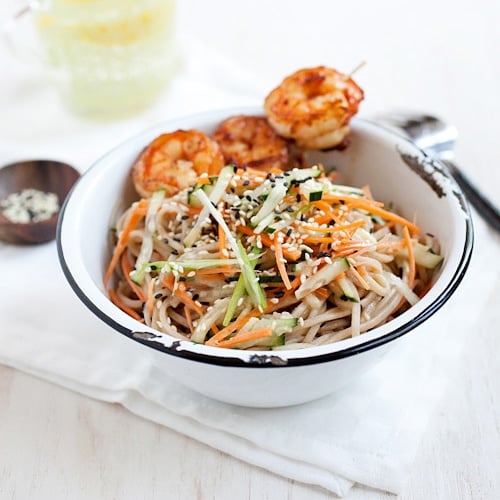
[0,160,80,245]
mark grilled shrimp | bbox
[213,115,290,171]
[132,129,225,197]
[264,66,364,150]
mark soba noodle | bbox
[106,164,443,350]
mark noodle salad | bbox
[105,164,443,350]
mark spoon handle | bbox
[442,159,500,233]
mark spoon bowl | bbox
[0,160,80,245]
[376,111,500,233]
[375,111,458,159]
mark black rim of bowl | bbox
[56,120,474,369]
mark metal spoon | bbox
[0,160,80,245]
[376,111,500,233]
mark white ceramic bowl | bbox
[57,108,473,407]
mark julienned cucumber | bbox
[130,258,239,285]
[230,316,298,349]
[399,243,444,269]
[187,182,214,206]
[338,276,359,302]
[184,166,235,247]
[295,257,350,299]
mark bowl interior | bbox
[58,109,472,364]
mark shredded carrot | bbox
[185,205,202,217]
[348,265,370,290]
[312,200,336,214]
[322,193,385,207]
[302,236,336,245]
[403,226,415,288]
[335,243,372,256]
[194,267,236,276]
[274,240,292,290]
[314,287,330,299]
[299,220,365,234]
[346,199,420,235]
[206,309,261,346]
[104,198,149,286]
[216,328,273,349]
[146,278,156,318]
[237,225,302,261]
[302,220,365,244]
[197,176,212,185]
[120,252,146,302]
[376,240,406,251]
[108,289,143,322]
[162,274,204,315]
[283,194,301,204]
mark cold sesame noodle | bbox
[106,165,443,350]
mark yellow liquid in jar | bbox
[36,0,177,118]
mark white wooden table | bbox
[1,0,499,498]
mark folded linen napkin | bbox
[1,38,499,498]
[1,219,497,496]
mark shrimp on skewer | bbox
[213,115,290,172]
[264,66,364,150]
[132,129,225,197]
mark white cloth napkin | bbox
[1,37,499,498]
